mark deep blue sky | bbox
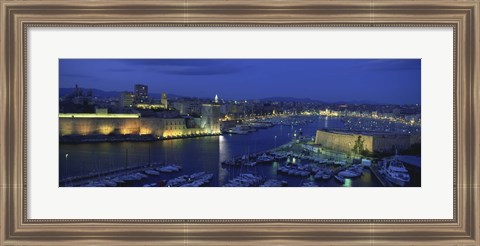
[59,59,421,104]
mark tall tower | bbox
[161,92,168,109]
[201,104,221,134]
[134,84,148,103]
[214,94,219,104]
[120,92,135,108]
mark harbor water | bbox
[59,117,412,187]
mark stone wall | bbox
[315,130,373,153]
[60,118,141,136]
[315,130,420,154]
[372,134,413,153]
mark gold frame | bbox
[1,0,479,245]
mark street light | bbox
[274,135,277,148]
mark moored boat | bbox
[157,164,182,173]
[383,159,411,186]
[256,153,274,163]
[228,125,249,134]
[145,169,160,176]
[321,173,332,180]
[244,161,257,167]
[302,181,319,187]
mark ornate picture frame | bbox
[1,0,478,245]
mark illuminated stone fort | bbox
[314,129,420,154]
[59,111,221,139]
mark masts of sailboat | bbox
[148,144,151,165]
[125,148,128,169]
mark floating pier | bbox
[368,165,390,187]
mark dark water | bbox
[59,117,387,187]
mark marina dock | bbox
[368,165,390,187]
[60,162,167,187]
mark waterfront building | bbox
[220,104,230,115]
[220,103,244,118]
[134,84,149,103]
[67,84,93,105]
[119,92,135,108]
[187,102,203,116]
[134,93,168,110]
[135,103,165,110]
[172,101,186,114]
[59,111,217,139]
[95,108,108,114]
[172,100,202,116]
[404,114,421,124]
[319,109,340,117]
[314,129,420,154]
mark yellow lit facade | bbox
[98,125,115,135]
[319,109,339,117]
[135,104,166,110]
[59,115,220,139]
[315,129,420,154]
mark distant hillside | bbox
[259,97,325,103]
[59,88,381,105]
[258,97,380,105]
[60,88,120,98]
[333,100,381,105]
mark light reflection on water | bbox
[218,135,229,184]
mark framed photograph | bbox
[58,58,421,188]
[1,0,478,245]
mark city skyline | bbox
[60,59,421,105]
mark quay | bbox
[368,165,390,187]
[60,132,222,143]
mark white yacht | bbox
[250,122,271,129]
[228,126,248,134]
[338,165,363,178]
[256,153,274,163]
[145,169,160,176]
[157,164,182,173]
[361,159,372,166]
[273,152,288,160]
[384,159,411,186]
[134,172,148,180]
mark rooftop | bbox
[59,113,140,119]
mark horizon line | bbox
[59,87,420,106]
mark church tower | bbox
[161,92,168,109]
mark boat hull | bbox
[385,175,408,186]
